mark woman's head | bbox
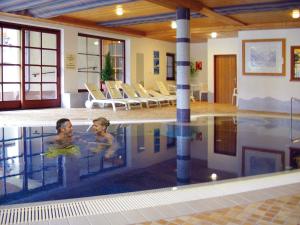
[92,117,110,133]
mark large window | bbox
[0,22,60,110]
[77,34,125,90]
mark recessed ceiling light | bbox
[116,6,123,16]
[211,32,217,38]
[292,9,300,19]
[171,20,177,29]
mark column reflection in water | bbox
[176,123,192,185]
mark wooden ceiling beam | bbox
[199,7,245,26]
[145,0,245,26]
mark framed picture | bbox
[242,146,284,176]
[242,39,286,76]
[153,50,160,75]
[291,46,300,81]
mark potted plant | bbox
[100,52,114,90]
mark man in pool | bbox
[45,118,80,158]
[55,118,73,143]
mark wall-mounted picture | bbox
[291,46,300,81]
[153,50,160,75]
[242,39,286,76]
[242,146,284,176]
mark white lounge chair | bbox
[121,83,161,108]
[105,81,142,109]
[156,81,195,103]
[84,83,128,111]
[133,83,170,106]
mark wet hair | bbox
[56,118,71,133]
[93,117,110,128]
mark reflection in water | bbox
[0,116,299,205]
[176,124,192,185]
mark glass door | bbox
[0,26,22,109]
[22,28,60,109]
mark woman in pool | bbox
[91,117,118,157]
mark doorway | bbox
[0,22,60,110]
[214,55,237,104]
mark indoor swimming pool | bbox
[0,116,299,205]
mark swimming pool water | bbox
[0,116,299,205]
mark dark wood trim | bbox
[166,53,175,81]
[290,46,300,81]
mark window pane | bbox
[25,83,41,100]
[3,47,20,64]
[25,48,41,65]
[3,66,21,82]
[87,38,100,55]
[0,84,2,101]
[25,30,41,48]
[102,40,112,55]
[0,47,2,62]
[25,66,41,82]
[87,55,100,72]
[3,28,20,46]
[78,36,86,53]
[42,50,56,65]
[42,67,57,82]
[3,127,21,140]
[78,54,87,72]
[42,83,56,99]
[0,67,2,82]
[115,42,124,55]
[3,84,20,100]
[42,33,56,49]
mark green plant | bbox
[101,52,114,81]
[190,62,197,77]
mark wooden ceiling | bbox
[0,0,300,42]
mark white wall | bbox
[238,29,300,113]
[190,43,207,84]
[130,37,175,89]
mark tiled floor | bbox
[137,190,300,225]
[1,102,300,225]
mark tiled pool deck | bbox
[0,102,299,225]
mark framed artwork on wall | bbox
[242,146,284,176]
[242,39,286,76]
[291,46,300,81]
[153,50,160,75]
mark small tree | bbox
[101,52,114,81]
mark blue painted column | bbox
[176,7,190,123]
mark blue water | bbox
[0,116,300,205]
